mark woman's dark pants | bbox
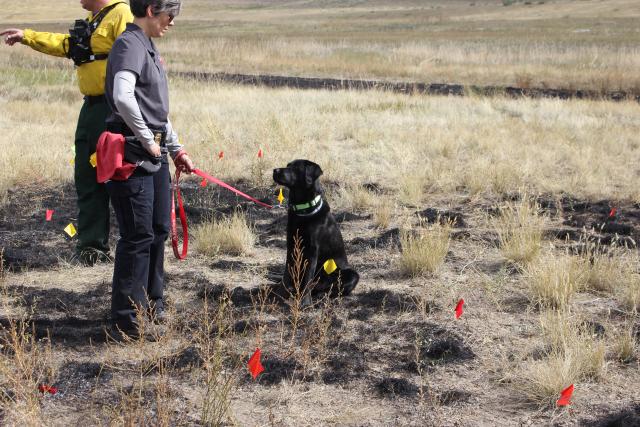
[106,161,170,331]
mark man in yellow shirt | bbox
[1,0,133,265]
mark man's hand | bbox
[174,152,194,174]
[146,143,161,157]
[1,29,24,46]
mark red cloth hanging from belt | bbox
[96,131,137,183]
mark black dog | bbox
[273,159,359,301]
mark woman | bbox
[104,0,193,337]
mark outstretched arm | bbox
[1,28,69,57]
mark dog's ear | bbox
[304,162,323,187]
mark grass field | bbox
[3,0,640,90]
[0,0,639,425]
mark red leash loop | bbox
[170,168,274,260]
[171,169,189,260]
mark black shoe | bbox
[149,308,169,324]
[76,249,113,266]
[107,322,166,342]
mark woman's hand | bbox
[174,151,194,174]
[146,143,161,157]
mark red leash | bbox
[171,168,274,260]
[171,169,189,260]
[193,168,274,209]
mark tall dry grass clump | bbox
[580,239,638,294]
[492,196,546,264]
[613,324,637,363]
[518,311,606,407]
[195,295,239,426]
[0,321,56,425]
[399,218,452,277]
[621,279,640,313]
[398,173,426,207]
[193,211,256,257]
[525,253,586,310]
[372,198,393,229]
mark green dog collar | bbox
[291,195,322,212]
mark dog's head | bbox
[273,159,323,196]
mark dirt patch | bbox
[172,71,640,102]
[346,288,416,321]
[410,326,475,371]
[545,197,640,246]
[253,355,302,386]
[583,404,640,427]
[56,361,112,394]
[374,377,419,398]
[415,207,467,228]
[349,227,400,250]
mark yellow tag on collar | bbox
[323,259,337,274]
[277,188,285,205]
[64,223,77,238]
[89,152,97,168]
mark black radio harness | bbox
[65,2,125,66]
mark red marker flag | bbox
[608,208,617,219]
[247,348,265,380]
[455,299,464,319]
[218,151,224,159]
[200,178,208,187]
[38,384,58,395]
[257,149,263,159]
[556,384,574,407]
[45,209,54,221]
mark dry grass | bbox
[372,198,393,229]
[613,324,637,364]
[194,295,239,426]
[580,239,638,295]
[492,196,546,265]
[1,70,640,203]
[518,310,606,407]
[152,0,640,91]
[193,211,256,257]
[3,1,640,93]
[620,279,640,314]
[399,218,452,277]
[0,291,56,425]
[525,253,586,310]
[1,2,640,424]
[332,184,377,213]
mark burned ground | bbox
[0,181,638,425]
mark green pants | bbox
[74,98,110,258]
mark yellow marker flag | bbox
[89,152,97,168]
[277,188,284,205]
[323,259,337,274]
[64,223,77,238]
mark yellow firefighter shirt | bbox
[20,0,133,96]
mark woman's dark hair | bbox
[129,0,182,19]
